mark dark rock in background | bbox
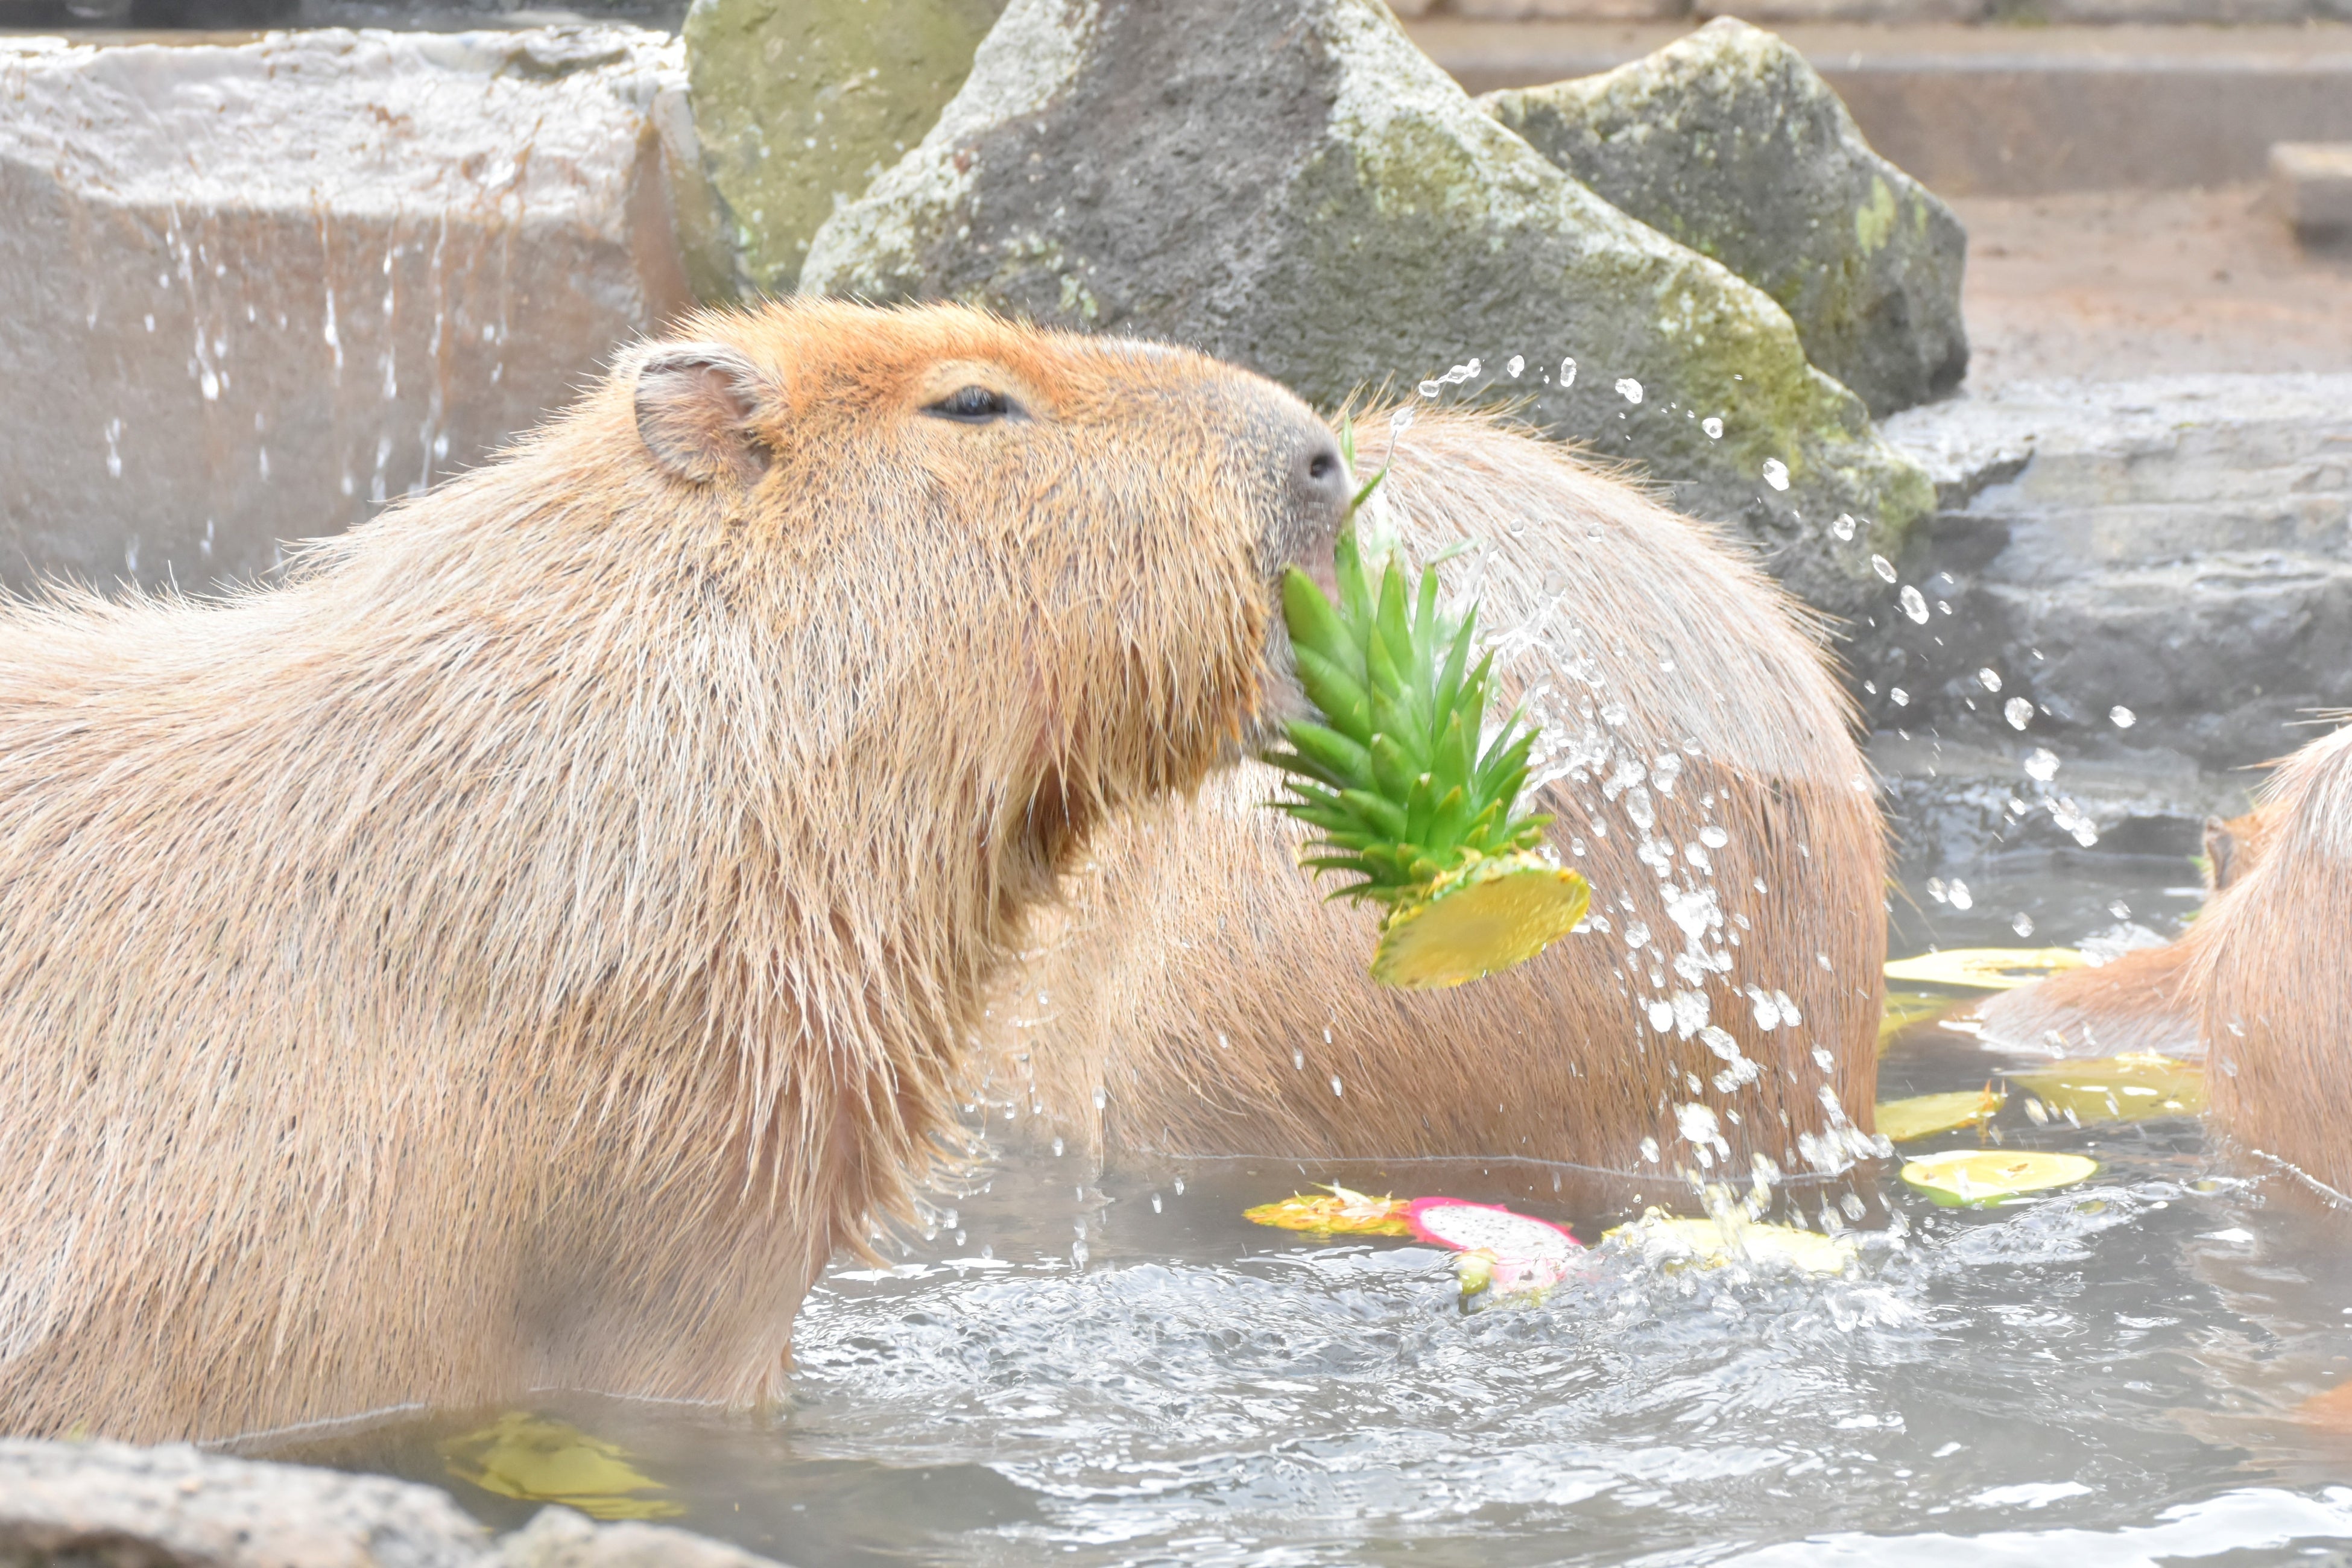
[798,0,1934,625]
[1483,17,1968,418]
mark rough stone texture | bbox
[682,0,1007,295]
[2271,142,2352,245]
[0,1438,490,1567]
[800,0,1933,624]
[1482,19,1968,419]
[0,27,724,599]
[1871,374,2352,783]
[0,1440,794,1568]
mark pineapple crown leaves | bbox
[1266,453,1551,910]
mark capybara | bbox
[970,410,1886,1188]
[1968,724,2352,1195]
[1968,802,2275,1059]
[0,300,1348,1442]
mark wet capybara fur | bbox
[1971,725,2352,1198]
[0,300,1347,1441]
[972,411,1886,1192]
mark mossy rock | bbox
[800,0,1933,624]
[682,0,1006,295]
[1483,18,1969,420]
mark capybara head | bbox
[2203,806,2277,893]
[621,301,1348,870]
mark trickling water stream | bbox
[262,847,2352,1566]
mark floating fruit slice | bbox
[1405,1197,1579,1259]
[1604,1212,1857,1276]
[1876,1086,2005,1143]
[1244,1183,1413,1236]
[1899,1149,2098,1207]
[1370,851,1590,990]
[1883,947,2088,991]
[1880,987,1956,1044]
[2002,1053,2204,1125]
[440,1412,681,1522]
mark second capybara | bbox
[970,409,1887,1189]
[0,300,1348,1442]
[1968,722,2352,1196]
[1968,801,2276,1059]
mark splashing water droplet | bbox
[1871,555,1897,583]
[1330,1075,1344,1098]
[1647,1000,1674,1032]
[1615,378,1643,404]
[2109,899,2131,920]
[1051,1136,1065,1156]
[2012,912,2035,937]
[1700,824,1730,849]
[1890,687,1910,706]
[2110,706,2137,729]
[1702,416,1722,439]
[2024,748,2060,783]
[1152,1193,1163,1213]
[1292,1047,1304,1070]
[1092,1085,1107,1110]
[1833,513,1857,541]
[1507,354,1525,377]
[1977,668,2003,694]
[1946,879,1974,911]
[2004,697,2034,730]
[1762,459,1789,492]
[1639,1136,1661,1163]
[1417,379,1441,399]
[1900,586,1929,624]
[1559,356,1577,387]
[1173,1176,1184,1194]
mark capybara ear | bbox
[633,344,773,485]
[2202,815,2239,891]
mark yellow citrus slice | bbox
[1880,987,1956,1045]
[1243,1184,1412,1235]
[1899,1149,2097,1207]
[440,1412,681,1521]
[2003,1054,2204,1124]
[1370,852,1590,991]
[1882,947,2089,991]
[1602,1212,1856,1276]
[1876,1086,2005,1143]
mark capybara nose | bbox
[1285,426,1351,593]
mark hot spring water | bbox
[261,849,2352,1566]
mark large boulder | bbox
[798,0,1933,623]
[0,27,726,598]
[683,0,1007,294]
[1482,18,1968,419]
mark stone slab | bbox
[1874,374,2352,774]
[2271,141,2352,242]
[0,26,718,597]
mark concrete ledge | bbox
[1408,21,2352,192]
[2272,141,2352,242]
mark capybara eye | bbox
[925,385,1016,423]
[1308,450,1338,482]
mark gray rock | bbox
[1482,18,1968,419]
[800,0,1933,624]
[0,1438,490,1567]
[682,0,1007,296]
[492,1505,782,1568]
[0,27,722,599]
[1874,373,2352,776]
[0,1439,795,1568]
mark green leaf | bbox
[1286,722,1374,791]
[1293,647,1371,743]
[1282,568,1358,672]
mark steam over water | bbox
[268,850,2352,1566]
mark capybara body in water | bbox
[0,300,1348,1442]
[1968,801,2276,1060]
[972,411,1886,1189]
[1971,726,2352,1195]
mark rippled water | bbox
[273,845,2352,1566]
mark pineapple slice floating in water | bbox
[1267,457,1587,990]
